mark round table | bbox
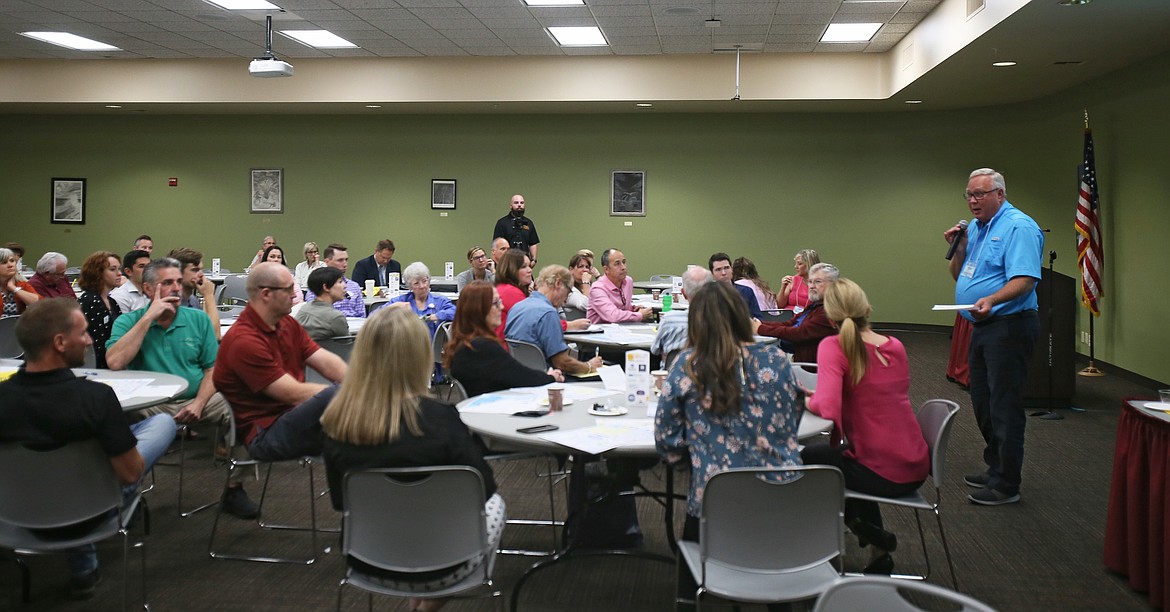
[1,359,188,412]
[456,382,831,454]
[73,368,190,412]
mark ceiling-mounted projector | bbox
[249,57,293,78]
[249,14,292,78]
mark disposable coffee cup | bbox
[547,384,565,412]
[651,370,669,394]
[1160,389,1170,405]
[651,289,661,300]
[672,291,681,304]
[364,279,376,296]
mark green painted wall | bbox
[3,51,1168,383]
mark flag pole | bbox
[1080,315,1105,376]
[1078,108,1105,377]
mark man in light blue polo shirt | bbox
[505,265,602,377]
[944,167,1043,506]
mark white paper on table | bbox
[129,384,183,399]
[89,378,153,401]
[536,427,621,454]
[597,365,626,391]
[535,419,656,454]
[458,393,539,414]
[931,304,977,311]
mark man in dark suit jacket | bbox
[351,239,401,288]
[752,263,839,363]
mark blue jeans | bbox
[68,414,177,578]
[967,312,1039,497]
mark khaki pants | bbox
[136,391,230,425]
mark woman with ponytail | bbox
[802,278,929,575]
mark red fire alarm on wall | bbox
[168,177,178,187]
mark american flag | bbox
[1075,129,1103,316]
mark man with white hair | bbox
[751,262,839,363]
[944,167,1043,506]
[651,267,713,361]
[27,252,75,299]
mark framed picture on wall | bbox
[250,168,283,214]
[611,170,645,217]
[50,178,86,224]
[432,179,456,209]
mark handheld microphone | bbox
[944,220,969,261]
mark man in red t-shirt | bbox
[214,262,347,511]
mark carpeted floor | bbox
[1,327,1160,611]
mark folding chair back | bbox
[0,315,22,359]
[343,466,487,574]
[813,576,995,612]
[506,339,547,371]
[432,322,452,365]
[219,274,249,305]
[917,399,961,488]
[0,440,120,530]
[790,362,818,392]
[702,465,843,571]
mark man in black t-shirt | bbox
[0,298,176,600]
[492,193,540,265]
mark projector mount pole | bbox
[263,15,275,59]
[733,46,742,101]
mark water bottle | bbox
[662,293,672,312]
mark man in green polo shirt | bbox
[106,257,259,519]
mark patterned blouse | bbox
[79,291,122,368]
[655,342,803,517]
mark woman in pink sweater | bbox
[803,278,929,575]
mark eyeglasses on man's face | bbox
[964,188,999,200]
[261,283,296,294]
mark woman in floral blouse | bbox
[655,281,803,605]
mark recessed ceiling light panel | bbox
[205,0,282,10]
[280,30,358,49]
[820,23,882,43]
[524,0,585,6]
[548,26,607,46]
[20,32,120,51]
[992,61,1017,67]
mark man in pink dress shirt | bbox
[587,248,653,324]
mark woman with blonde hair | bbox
[321,306,504,612]
[777,248,820,313]
[564,252,594,315]
[293,241,325,289]
[802,278,929,575]
[0,247,39,317]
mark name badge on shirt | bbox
[961,262,976,278]
[792,305,804,315]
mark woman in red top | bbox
[493,248,532,339]
[777,248,819,313]
[803,278,929,575]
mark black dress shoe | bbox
[863,553,895,575]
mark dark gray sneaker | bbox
[968,487,1020,506]
[223,486,260,519]
[963,472,990,488]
